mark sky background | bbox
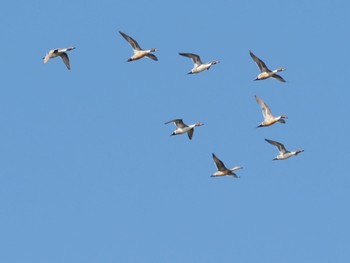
[1,0,350,262]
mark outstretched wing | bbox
[265,139,288,154]
[179,53,203,67]
[164,119,187,128]
[187,129,194,140]
[146,53,158,61]
[43,53,51,64]
[250,50,269,72]
[255,95,272,119]
[272,74,286,82]
[212,153,227,171]
[119,31,142,51]
[59,53,71,70]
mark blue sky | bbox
[1,0,350,262]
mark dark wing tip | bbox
[273,74,287,82]
[147,54,158,61]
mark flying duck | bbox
[164,119,203,140]
[43,47,75,70]
[255,95,287,127]
[211,153,242,178]
[119,31,158,62]
[265,139,304,160]
[249,50,286,82]
[179,53,219,74]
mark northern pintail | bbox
[119,31,158,62]
[179,53,219,74]
[255,95,287,127]
[265,139,304,160]
[211,153,242,178]
[43,47,75,70]
[164,119,203,140]
[249,51,286,82]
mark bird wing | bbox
[43,53,51,64]
[272,74,286,82]
[59,52,71,70]
[164,119,187,128]
[179,53,203,67]
[212,153,227,171]
[119,31,142,51]
[146,53,158,61]
[187,129,194,140]
[255,95,272,119]
[249,50,269,72]
[265,139,288,154]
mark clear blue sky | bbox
[1,0,350,262]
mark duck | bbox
[119,31,158,62]
[211,153,242,178]
[179,53,219,74]
[43,47,75,70]
[265,139,304,160]
[164,119,203,140]
[255,95,287,127]
[249,50,286,82]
